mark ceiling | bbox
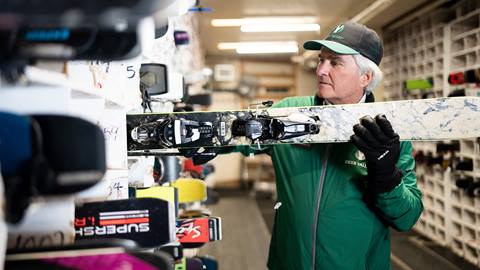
[195,0,432,61]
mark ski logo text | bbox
[75,210,150,237]
[176,218,210,243]
[177,220,201,239]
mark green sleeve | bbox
[374,141,424,231]
[232,145,271,156]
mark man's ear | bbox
[360,71,373,88]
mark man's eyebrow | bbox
[318,54,343,61]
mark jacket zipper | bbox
[311,145,330,270]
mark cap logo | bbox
[332,24,344,34]
[329,24,345,40]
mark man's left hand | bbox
[350,114,402,194]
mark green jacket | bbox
[236,96,423,270]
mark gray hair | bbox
[352,54,383,93]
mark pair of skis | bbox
[75,198,221,248]
[8,197,221,269]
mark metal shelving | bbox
[383,0,480,266]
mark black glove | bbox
[350,114,403,194]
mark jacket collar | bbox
[314,92,375,105]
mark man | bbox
[233,21,423,270]
[186,21,423,269]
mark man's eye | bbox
[332,60,343,66]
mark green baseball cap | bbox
[303,21,383,65]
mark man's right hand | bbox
[350,114,402,194]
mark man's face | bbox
[316,48,369,104]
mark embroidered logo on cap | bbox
[329,24,345,39]
[332,24,345,34]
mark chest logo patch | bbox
[355,150,366,161]
[345,150,367,169]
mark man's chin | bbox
[316,88,333,99]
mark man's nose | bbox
[316,62,330,77]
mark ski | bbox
[75,198,176,248]
[127,97,480,153]
[6,245,172,270]
[176,217,221,244]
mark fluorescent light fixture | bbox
[218,41,298,54]
[237,45,298,54]
[211,19,246,27]
[217,42,240,50]
[211,16,317,27]
[218,41,298,52]
[217,41,298,54]
[241,23,320,32]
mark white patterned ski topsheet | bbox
[126,97,480,152]
[264,96,480,143]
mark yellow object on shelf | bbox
[136,186,177,203]
[171,178,207,203]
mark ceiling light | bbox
[211,19,246,27]
[239,42,298,54]
[217,41,298,54]
[211,16,317,27]
[241,23,320,32]
[217,42,240,50]
[236,46,298,54]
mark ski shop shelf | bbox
[25,66,126,107]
